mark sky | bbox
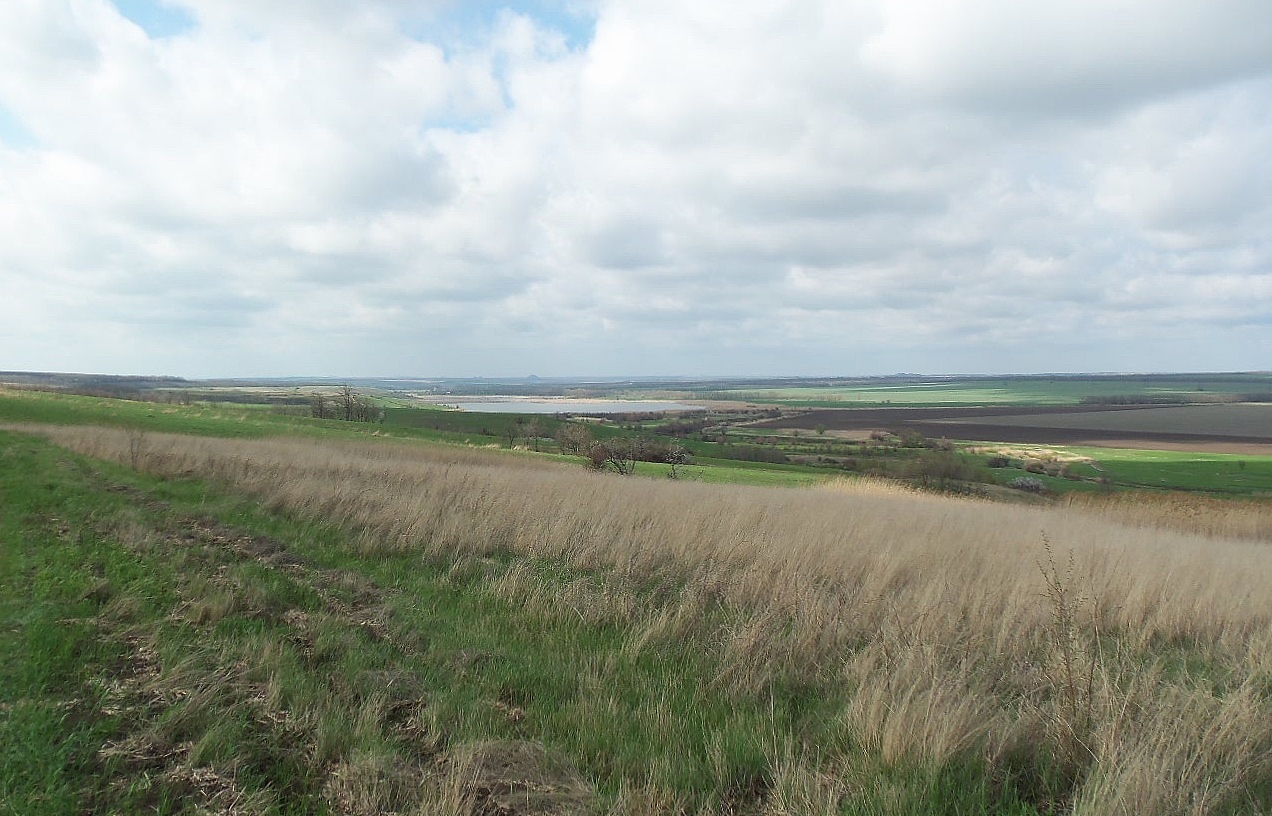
[1,0,1270,378]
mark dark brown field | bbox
[752,404,1272,453]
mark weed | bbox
[1035,534,1101,790]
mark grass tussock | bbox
[22,424,1272,814]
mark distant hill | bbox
[0,371,191,393]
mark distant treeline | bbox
[0,372,189,391]
[310,387,382,423]
[2,383,195,404]
[189,393,312,406]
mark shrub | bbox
[906,451,994,486]
[586,442,610,471]
[1008,476,1047,494]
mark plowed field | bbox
[753,404,1272,453]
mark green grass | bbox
[1061,446,1272,495]
[663,460,828,487]
[967,443,1272,496]
[0,389,288,436]
[0,389,551,450]
[0,436,172,814]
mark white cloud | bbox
[0,0,1269,376]
[861,0,1272,116]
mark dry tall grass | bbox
[33,425,1272,814]
[1065,490,1272,542]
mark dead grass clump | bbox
[100,731,277,815]
[159,763,274,816]
[490,561,645,631]
[606,782,691,816]
[760,751,845,816]
[433,740,597,816]
[844,635,1006,768]
[322,750,426,816]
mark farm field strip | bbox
[927,403,1272,438]
[715,376,1272,406]
[752,404,1272,457]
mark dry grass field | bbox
[1064,491,1272,543]
[24,425,1272,814]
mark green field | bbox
[1059,446,1272,494]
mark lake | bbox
[439,400,705,415]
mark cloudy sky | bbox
[1,0,1270,378]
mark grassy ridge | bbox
[0,388,291,437]
[0,430,1045,814]
[13,423,1272,815]
[0,390,828,490]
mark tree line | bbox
[555,424,690,477]
[310,385,383,423]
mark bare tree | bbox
[556,423,595,455]
[339,384,357,422]
[313,386,382,423]
[594,438,638,475]
[311,392,329,419]
[665,444,690,479]
[505,418,525,448]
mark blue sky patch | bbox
[405,0,597,54]
[0,104,37,149]
[112,0,197,39]
[420,114,497,135]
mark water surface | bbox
[442,400,704,414]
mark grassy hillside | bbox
[5,414,1272,814]
[0,389,831,490]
